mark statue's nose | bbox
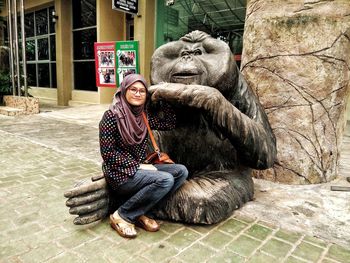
[181,55,192,62]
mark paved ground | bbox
[0,103,350,263]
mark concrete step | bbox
[0,106,25,116]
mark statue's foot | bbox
[64,170,254,225]
[64,178,110,225]
[153,169,254,224]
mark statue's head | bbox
[151,31,237,96]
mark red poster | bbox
[94,42,117,87]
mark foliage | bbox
[0,1,3,13]
[0,71,10,92]
[0,46,32,105]
[0,45,11,104]
[0,71,11,105]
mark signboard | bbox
[94,40,139,87]
[116,41,139,86]
[94,42,116,87]
[112,0,138,15]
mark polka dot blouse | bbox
[99,103,176,190]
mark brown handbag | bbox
[142,112,174,164]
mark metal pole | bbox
[19,0,27,97]
[7,0,16,96]
[13,0,21,97]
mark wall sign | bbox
[94,41,140,87]
[94,42,116,87]
[116,41,140,86]
[112,0,138,15]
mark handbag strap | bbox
[142,112,160,154]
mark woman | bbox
[99,74,188,238]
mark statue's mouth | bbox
[172,72,198,77]
[171,71,200,84]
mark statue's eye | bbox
[181,51,190,56]
[193,49,202,56]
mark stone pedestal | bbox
[2,96,40,115]
[241,0,350,183]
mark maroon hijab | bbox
[109,74,148,145]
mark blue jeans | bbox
[115,164,188,223]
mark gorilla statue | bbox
[64,31,277,225]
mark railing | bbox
[6,0,28,97]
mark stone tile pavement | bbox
[0,104,350,263]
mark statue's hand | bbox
[148,83,224,111]
[64,177,109,225]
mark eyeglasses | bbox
[128,87,147,96]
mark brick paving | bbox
[0,105,350,263]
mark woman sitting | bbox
[99,74,188,238]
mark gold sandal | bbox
[110,213,137,238]
[136,215,160,232]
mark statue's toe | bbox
[66,188,108,207]
[69,198,109,215]
[64,178,107,198]
[73,207,109,225]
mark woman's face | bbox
[125,81,147,106]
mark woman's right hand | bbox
[139,164,158,171]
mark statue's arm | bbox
[149,83,276,169]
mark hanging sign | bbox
[112,0,138,15]
[94,42,117,87]
[115,41,140,86]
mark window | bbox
[126,13,134,41]
[72,0,97,91]
[24,6,56,88]
[156,0,246,62]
